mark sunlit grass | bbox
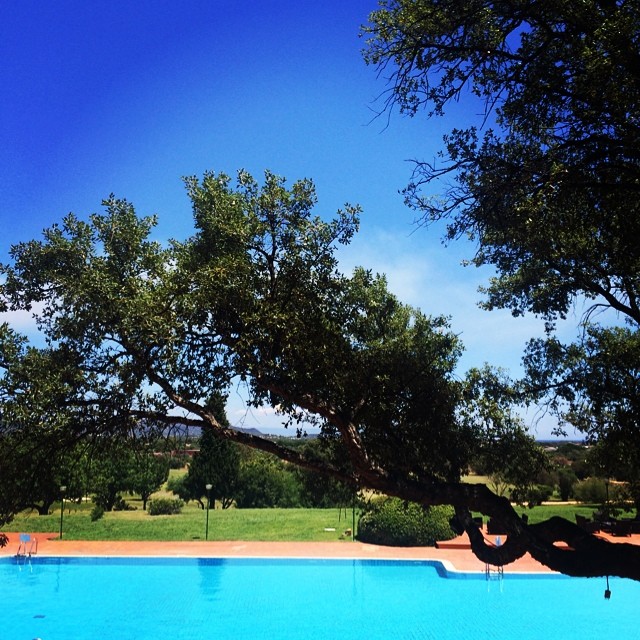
[2,500,358,542]
[513,503,606,525]
[2,471,616,542]
[462,475,491,484]
[2,498,608,541]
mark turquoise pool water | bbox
[1,557,637,639]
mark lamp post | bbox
[205,483,213,541]
[59,485,67,540]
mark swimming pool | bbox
[2,557,637,639]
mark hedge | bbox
[357,498,456,547]
[148,497,184,516]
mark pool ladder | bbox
[485,563,504,582]
[16,534,38,559]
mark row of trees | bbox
[174,441,354,511]
[0,0,638,581]
[476,441,632,506]
[0,389,354,517]
[0,425,352,516]
[167,394,354,511]
[547,443,640,510]
[0,436,170,517]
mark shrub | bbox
[511,484,554,507]
[148,497,184,516]
[573,477,608,504]
[530,484,554,506]
[234,455,302,508]
[357,498,455,547]
[113,496,136,511]
[573,477,625,505]
[90,505,105,521]
[168,454,189,469]
[167,475,191,502]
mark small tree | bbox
[167,474,192,503]
[129,452,170,511]
[87,444,133,511]
[234,451,301,508]
[574,478,608,505]
[558,469,578,502]
[292,439,355,508]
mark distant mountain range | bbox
[160,422,308,440]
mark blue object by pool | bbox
[2,557,638,639]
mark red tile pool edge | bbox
[0,532,557,573]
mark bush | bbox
[234,455,302,508]
[168,454,189,469]
[573,477,608,504]
[167,475,191,502]
[113,496,136,511]
[573,477,625,505]
[147,497,184,515]
[530,484,554,506]
[90,505,105,521]
[357,498,456,547]
[511,484,554,507]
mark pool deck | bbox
[0,533,522,573]
[5,530,638,574]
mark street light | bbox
[205,483,213,541]
[59,485,67,540]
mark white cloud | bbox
[337,226,555,377]
[0,306,43,340]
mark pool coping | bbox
[0,533,555,574]
[2,554,574,581]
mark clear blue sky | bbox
[0,1,576,437]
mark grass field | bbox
[1,500,358,542]
[511,503,600,525]
[0,496,606,542]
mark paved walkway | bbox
[4,530,639,574]
[0,532,550,574]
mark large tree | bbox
[363,0,640,574]
[1,170,639,581]
[0,330,94,520]
[363,0,639,324]
[523,326,640,512]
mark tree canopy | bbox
[363,0,640,325]
[363,0,640,579]
[2,168,640,580]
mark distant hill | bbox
[160,422,264,439]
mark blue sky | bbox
[1,1,578,437]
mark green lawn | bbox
[512,503,602,525]
[1,501,358,542]
[2,495,611,542]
